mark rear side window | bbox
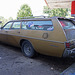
[22,20,54,31]
[59,19,75,30]
[22,21,27,29]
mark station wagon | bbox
[0,17,75,58]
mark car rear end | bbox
[58,18,75,57]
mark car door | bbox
[7,21,21,46]
[0,22,13,43]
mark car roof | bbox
[8,17,73,22]
[9,18,52,22]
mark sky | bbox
[0,0,46,19]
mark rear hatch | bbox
[58,18,75,41]
[58,18,75,49]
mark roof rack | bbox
[17,16,50,20]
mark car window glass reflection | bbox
[22,21,54,31]
[3,22,13,29]
[11,22,21,29]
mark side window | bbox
[22,21,27,29]
[11,22,21,29]
[3,22,13,29]
[24,20,54,31]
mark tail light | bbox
[65,42,70,48]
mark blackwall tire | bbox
[22,41,35,58]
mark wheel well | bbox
[20,39,29,46]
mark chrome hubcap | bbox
[24,44,32,55]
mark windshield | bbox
[59,19,75,30]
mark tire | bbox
[21,41,35,58]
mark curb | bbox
[60,63,75,75]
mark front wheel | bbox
[21,41,35,58]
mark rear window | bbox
[59,19,75,30]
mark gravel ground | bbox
[0,43,75,75]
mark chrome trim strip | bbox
[0,33,64,44]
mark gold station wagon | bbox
[0,17,75,58]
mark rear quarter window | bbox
[22,20,54,31]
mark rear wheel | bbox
[21,41,35,58]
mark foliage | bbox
[43,6,71,17]
[8,17,13,21]
[17,4,33,18]
[0,16,7,26]
[0,16,13,26]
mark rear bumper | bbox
[63,48,75,58]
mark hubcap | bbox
[24,44,32,56]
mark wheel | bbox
[21,41,35,58]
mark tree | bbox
[8,17,13,21]
[0,16,13,26]
[0,16,7,26]
[17,4,33,18]
[43,6,71,17]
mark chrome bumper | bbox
[63,48,75,58]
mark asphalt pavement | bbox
[0,43,75,75]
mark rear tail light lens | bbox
[65,42,70,48]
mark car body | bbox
[0,17,75,58]
[70,18,75,24]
